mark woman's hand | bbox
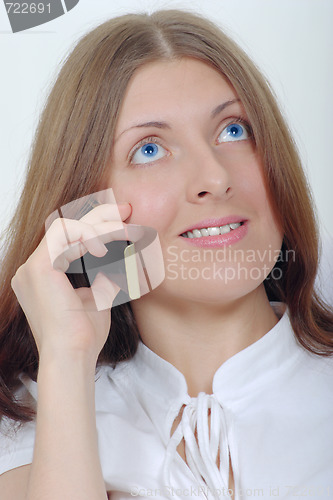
[9,202,131,500]
[11,202,132,365]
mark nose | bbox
[184,143,231,203]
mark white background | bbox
[0,0,332,241]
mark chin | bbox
[161,272,267,305]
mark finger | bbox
[80,202,132,225]
[46,204,132,268]
[74,286,98,312]
[46,219,126,270]
[45,219,101,264]
[90,272,120,311]
[51,222,139,272]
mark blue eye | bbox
[131,142,167,165]
[218,122,250,143]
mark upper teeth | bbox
[182,222,241,238]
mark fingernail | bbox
[97,240,108,256]
[117,202,131,207]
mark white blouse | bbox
[1,303,333,499]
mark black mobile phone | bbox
[46,192,163,309]
[65,239,139,307]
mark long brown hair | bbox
[0,9,332,423]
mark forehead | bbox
[115,58,239,129]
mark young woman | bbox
[0,9,332,500]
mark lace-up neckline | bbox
[123,303,299,497]
[164,392,232,497]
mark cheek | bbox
[232,159,283,250]
[249,173,282,236]
[109,174,180,230]
[233,159,276,222]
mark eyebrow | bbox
[210,98,240,119]
[115,98,240,142]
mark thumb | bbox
[90,272,121,311]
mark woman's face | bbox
[109,58,283,304]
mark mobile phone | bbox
[45,190,165,309]
[65,239,140,306]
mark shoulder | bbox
[0,415,35,476]
[301,348,333,377]
[0,374,39,475]
[291,346,333,412]
[0,359,136,477]
[94,358,141,415]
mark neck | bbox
[131,285,279,397]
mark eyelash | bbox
[128,136,164,164]
[128,117,253,164]
[219,117,253,142]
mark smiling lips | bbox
[181,222,243,238]
[179,217,248,248]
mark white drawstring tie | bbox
[163,392,230,498]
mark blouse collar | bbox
[128,302,300,400]
[110,302,302,446]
